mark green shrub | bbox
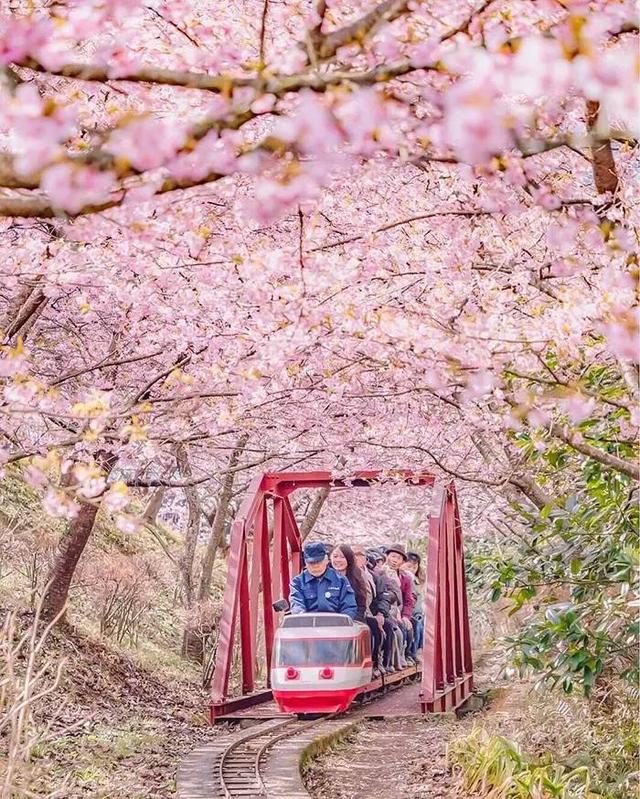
[448,728,597,798]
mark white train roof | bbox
[277,613,367,639]
[281,613,353,628]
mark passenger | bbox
[385,543,416,666]
[380,561,408,670]
[353,546,384,677]
[364,550,395,673]
[329,544,367,622]
[353,547,376,610]
[405,551,425,662]
[289,541,358,619]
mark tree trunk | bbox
[472,432,555,510]
[197,434,248,602]
[1,281,47,345]
[176,445,204,661]
[298,487,330,540]
[176,445,200,608]
[618,361,639,402]
[507,474,553,510]
[586,100,619,197]
[548,422,640,481]
[42,451,117,623]
[142,486,166,525]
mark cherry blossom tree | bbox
[0,0,638,621]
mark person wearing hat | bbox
[352,546,385,676]
[364,549,400,672]
[385,543,416,665]
[289,541,358,619]
[404,550,425,662]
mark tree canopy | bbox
[0,0,637,532]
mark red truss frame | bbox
[209,470,473,719]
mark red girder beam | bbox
[258,502,275,681]
[420,482,473,712]
[239,538,254,694]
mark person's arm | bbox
[288,574,307,614]
[400,572,416,619]
[338,577,358,620]
[364,572,374,613]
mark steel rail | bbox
[217,714,341,797]
[252,712,342,796]
[218,718,293,798]
[215,669,421,796]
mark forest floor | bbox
[14,614,221,799]
[304,653,558,799]
[11,616,592,799]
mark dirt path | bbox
[304,715,472,799]
[305,652,527,799]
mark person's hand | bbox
[401,617,413,630]
[375,613,384,629]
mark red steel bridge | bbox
[209,470,473,720]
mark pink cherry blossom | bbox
[563,394,597,423]
[601,310,640,363]
[409,38,439,68]
[0,0,636,536]
[104,482,130,512]
[43,488,80,519]
[40,164,116,214]
[115,514,141,534]
[8,83,77,175]
[107,118,187,171]
[442,77,513,163]
[0,15,51,64]
[169,131,238,182]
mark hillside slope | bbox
[7,613,220,798]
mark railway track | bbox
[179,674,422,799]
[217,718,295,797]
[210,716,337,798]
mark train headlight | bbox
[285,666,300,680]
[319,667,334,680]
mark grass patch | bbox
[35,719,162,762]
[30,719,165,795]
[300,723,359,775]
[448,727,597,798]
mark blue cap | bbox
[303,542,328,564]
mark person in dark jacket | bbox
[405,550,425,661]
[365,549,399,671]
[352,546,384,676]
[289,541,357,618]
[385,543,415,665]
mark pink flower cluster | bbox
[106,117,188,172]
[40,164,116,214]
[0,14,51,65]
[8,84,77,176]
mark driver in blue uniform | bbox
[289,541,358,619]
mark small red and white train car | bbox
[271,613,373,714]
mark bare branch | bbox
[309,209,493,251]
[547,422,639,481]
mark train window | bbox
[275,638,360,666]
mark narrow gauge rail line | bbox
[210,672,421,797]
[217,716,335,798]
